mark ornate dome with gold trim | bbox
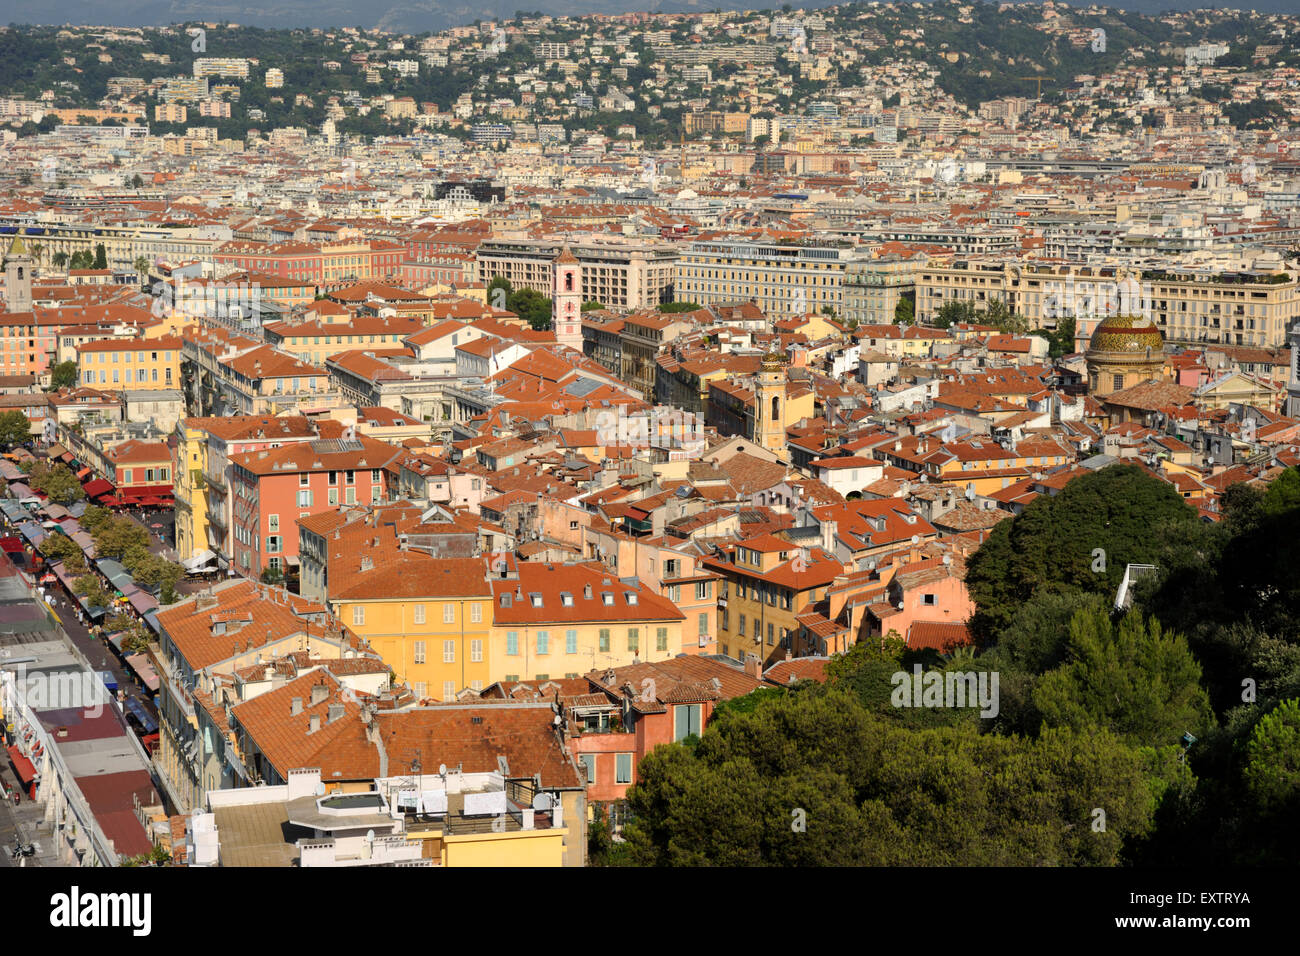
[761,349,788,370]
[1088,313,1164,353]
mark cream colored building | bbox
[914,259,1300,350]
[476,238,679,311]
[675,239,865,318]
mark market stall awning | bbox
[0,535,23,553]
[124,653,160,692]
[16,521,44,546]
[6,745,37,784]
[128,590,159,615]
[8,482,32,498]
[123,697,158,734]
[82,478,114,498]
[45,443,67,459]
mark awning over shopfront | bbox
[75,467,92,481]
[128,590,159,615]
[0,535,23,553]
[182,549,217,571]
[6,745,37,784]
[82,478,114,498]
[16,521,44,547]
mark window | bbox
[297,490,312,507]
[599,628,610,653]
[674,704,702,742]
[506,631,519,655]
[470,639,483,662]
[470,603,481,623]
[767,622,775,645]
[627,628,639,653]
[536,631,549,655]
[123,469,133,484]
[566,629,577,654]
[443,681,455,701]
[353,606,365,626]
[414,641,426,664]
[443,604,455,623]
[695,581,711,600]
[615,753,633,784]
[443,640,455,663]
[265,535,281,554]
[371,469,381,482]
[921,594,937,606]
[345,488,355,505]
[699,613,709,638]
[579,753,597,785]
[470,679,482,692]
[328,489,338,506]
[738,613,746,636]
[413,604,425,624]
[299,473,310,487]
[328,471,338,485]
[345,469,355,484]
[656,627,668,652]
[414,682,427,700]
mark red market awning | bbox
[75,467,92,480]
[6,745,37,785]
[119,484,173,500]
[0,536,23,553]
[82,478,114,498]
[99,496,125,507]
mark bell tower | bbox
[755,349,789,458]
[4,235,33,314]
[551,245,582,352]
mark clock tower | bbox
[552,245,582,353]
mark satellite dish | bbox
[365,829,375,843]
[438,764,447,776]
[315,782,326,796]
[911,535,920,545]
[532,792,553,811]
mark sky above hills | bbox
[1,1,1296,34]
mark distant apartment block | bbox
[193,57,250,79]
[476,238,678,310]
[676,239,864,318]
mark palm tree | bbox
[134,256,150,285]
[51,251,68,269]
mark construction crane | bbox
[1018,76,1055,101]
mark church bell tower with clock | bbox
[552,245,583,352]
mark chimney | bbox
[743,653,762,679]
[290,697,303,716]
[311,682,329,706]
[328,702,345,723]
[309,715,321,733]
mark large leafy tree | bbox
[0,410,31,446]
[1033,608,1213,748]
[25,460,85,504]
[966,465,1195,641]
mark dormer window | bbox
[561,592,574,607]
[500,593,512,608]
[625,592,638,605]
[602,592,614,606]
[530,593,544,608]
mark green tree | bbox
[92,243,107,270]
[658,301,701,314]
[1242,698,1300,812]
[25,460,85,504]
[73,574,112,612]
[260,565,284,585]
[48,360,78,390]
[51,251,67,269]
[91,516,149,560]
[0,410,31,446]
[965,465,1196,640]
[507,287,552,330]
[1033,608,1213,748]
[894,295,915,325]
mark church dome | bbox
[1088,312,1164,354]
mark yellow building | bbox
[76,334,183,390]
[487,562,687,683]
[329,554,493,701]
[701,538,844,667]
[172,418,210,563]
